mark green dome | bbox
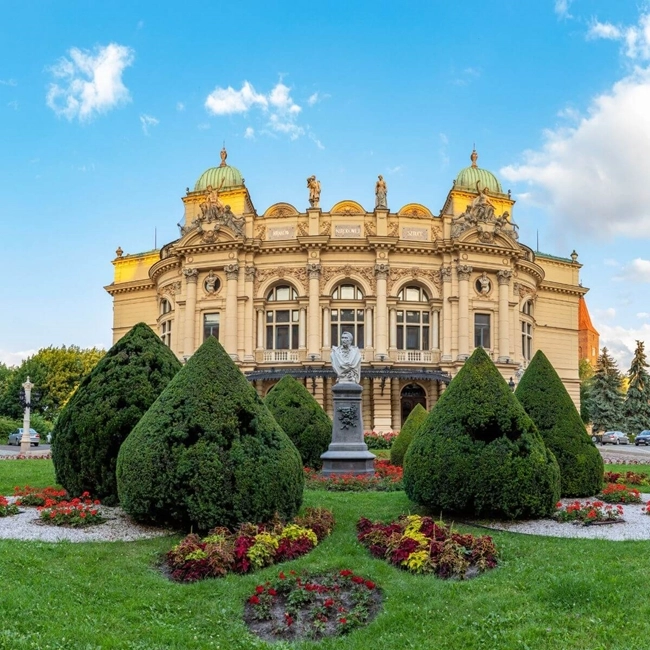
[455,150,503,194]
[194,147,244,192]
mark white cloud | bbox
[307,92,320,106]
[387,166,403,174]
[453,67,481,86]
[46,43,134,121]
[501,66,650,238]
[0,78,17,86]
[7,100,18,110]
[176,101,185,112]
[554,0,573,19]
[244,126,255,139]
[0,349,35,366]
[139,114,159,135]
[205,81,267,115]
[637,312,650,319]
[629,258,650,282]
[595,322,650,370]
[604,258,620,267]
[309,132,324,150]
[197,122,210,130]
[587,12,650,61]
[587,21,623,41]
[595,307,617,321]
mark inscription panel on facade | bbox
[267,226,295,240]
[402,227,429,241]
[334,224,362,238]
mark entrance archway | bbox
[401,383,427,424]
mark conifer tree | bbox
[589,347,624,433]
[624,340,650,436]
[390,403,428,467]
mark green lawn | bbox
[2,460,650,649]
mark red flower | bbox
[279,571,286,580]
[255,585,264,594]
[339,569,353,577]
[351,575,364,584]
[324,598,334,607]
[268,588,277,596]
[339,618,347,624]
[284,613,294,627]
[365,580,375,590]
[248,595,260,605]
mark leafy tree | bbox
[589,347,625,433]
[264,375,332,469]
[515,350,603,497]
[404,347,560,519]
[0,362,16,404]
[390,403,428,467]
[624,340,650,436]
[52,323,181,504]
[0,346,105,419]
[117,336,304,531]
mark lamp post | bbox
[20,376,34,455]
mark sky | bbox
[2,0,650,370]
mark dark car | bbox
[635,430,650,446]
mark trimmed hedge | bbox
[264,375,332,469]
[403,347,560,519]
[52,323,181,504]
[515,350,604,497]
[116,336,304,531]
[390,403,428,467]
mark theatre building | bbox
[106,148,594,431]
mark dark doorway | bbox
[401,383,427,424]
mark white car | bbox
[7,428,40,446]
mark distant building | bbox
[578,296,600,368]
[106,148,588,430]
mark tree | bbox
[589,347,625,433]
[624,340,650,436]
[52,323,181,504]
[116,336,304,531]
[0,346,105,419]
[515,350,603,497]
[579,359,595,425]
[403,347,560,519]
[390,403,428,467]
[264,375,332,469]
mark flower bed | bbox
[14,485,68,506]
[304,460,403,492]
[243,569,382,642]
[166,508,335,583]
[0,495,19,517]
[0,453,52,460]
[363,430,397,449]
[357,515,498,579]
[554,500,624,525]
[604,471,649,486]
[38,492,104,528]
[598,483,642,504]
[642,503,650,516]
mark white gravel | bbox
[473,493,650,541]
[0,497,175,543]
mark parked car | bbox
[7,428,40,446]
[591,432,603,444]
[635,430,650,446]
[601,431,629,445]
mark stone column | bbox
[432,310,440,349]
[224,263,239,359]
[323,306,331,349]
[441,267,452,360]
[307,263,321,358]
[362,377,372,428]
[391,378,401,431]
[183,268,199,357]
[374,263,389,358]
[497,270,513,362]
[457,264,473,359]
[244,266,256,361]
[389,308,397,350]
[299,308,307,350]
[256,309,265,349]
[365,307,373,348]
[372,377,392,431]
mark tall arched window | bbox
[266,284,299,350]
[331,283,365,347]
[159,299,173,347]
[396,285,430,350]
[521,301,534,361]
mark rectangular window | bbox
[396,310,429,351]
[474,314,491,349]
[203,313,219,341]
[521,321,533,360]
[161,320,172,347]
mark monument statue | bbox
[307,175,321,208]
[331,331,362,384]
[375,175,387,208]
[200,184,223,219]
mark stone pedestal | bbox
[320,382,375,476]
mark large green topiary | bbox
[264,375,332,469]
[404,347,560,519]
[515,350,603,497]
[116,336,304,531]
[390,403,428,467]
[52,323,181,504]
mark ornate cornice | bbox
[254,266,308,295]
[319,265,376,294]
[104,280,155,296]
[158,281,182,297]
[387,267,441,294]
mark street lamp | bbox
[20,376,34,455]
[508,376,516,392]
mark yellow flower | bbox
[404,550,431,573]
[280,524,318,547]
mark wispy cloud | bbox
[244,126,255,139]
[387,166,403,174]
[7,100,18,110]
[176,101,185,112]
[587,12,650,60]
[439,132,450,168]
[46,43,134,121]
[309,132,324,150]
[452,67,481,86]
[140,114,159,135]
[0,349,35,366]
[307,91,329,106]
[554,0,574,19]
[0,78,17,86]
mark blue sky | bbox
[2,0,650,369]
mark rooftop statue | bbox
[331,331,362,384]
[375,175,387,209]
[307,175,321,208]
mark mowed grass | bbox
[2,461,650,649]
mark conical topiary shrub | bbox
[264,375,332,469]
[390,403,428,467]
[52,323,181,505]
[515,350,604,497]
[404,347,560,519]
[116,336,304,531]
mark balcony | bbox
[263,350,300,363]
[395,350,436,363]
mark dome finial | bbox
[220,144,227,167]
[470,147,478,168]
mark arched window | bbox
[522,301,533,316]
[397,285,430,350]
[159,299,173,347]
[331,283,365,347]
[265,284,299,350]
[160,299,172,316]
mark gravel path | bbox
[0,497,175,543]
[473,493,650,541]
